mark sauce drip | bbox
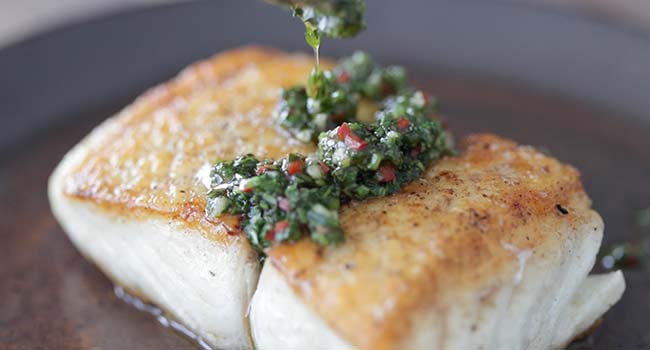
[289,0,365,68]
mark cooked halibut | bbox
[251,134,625,350]
[49,47,624,350]
[48,47,318,349]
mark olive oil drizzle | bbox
[301,18,321,66]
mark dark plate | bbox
[1,1,649,349]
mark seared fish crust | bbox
[63,47,317,232]
[50,47,319,349]
[255,134,624,350]
[49,47,624,350]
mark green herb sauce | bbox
[207,153,343,248]
[269,0,366,65]
[207,52,453,251]
[206,1,454,252]
[291,0,366,48]
[275,52,407,142]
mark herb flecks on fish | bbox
[206,54,452,251]
[275,52,408,142]
[291,0,366,48]
[206,2,453,252]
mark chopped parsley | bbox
[206,1,452,252]
[207,154,343,249]
[206,52,453,251]
[334,51,407,100]
[275,68,357,142]
[266,0,365,50]
[293,0,366,49]
[274,51,408,142]
[318,91,449,200]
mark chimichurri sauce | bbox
[269,0,365,66]
[275,52,407,142]
[294,0,365,52]
[206,1,454,252]
[270,0,366,47]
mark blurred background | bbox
[2,0,650,48]
[0,0,177,47]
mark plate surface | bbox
[1,1,649,349]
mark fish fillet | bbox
[48,47,318,349]
[48,47,624,350]
[251,134,625,350]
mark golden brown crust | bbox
[63,47,321,240]
[267,134,595,350]
[61,47,597,348]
